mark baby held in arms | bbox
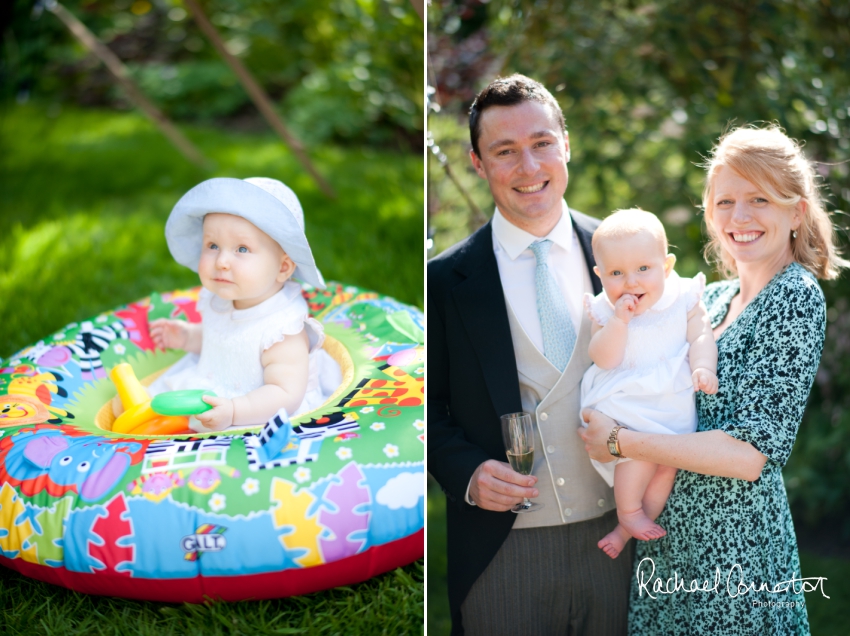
[112,177,340,432]
[580,209,718,558]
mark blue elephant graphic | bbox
[0,428,142,502]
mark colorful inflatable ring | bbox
[0,282,424,602]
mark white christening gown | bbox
[580,271,705,487]
[147,281,342,431]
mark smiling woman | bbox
[702,126,847,278]
[702,125,848,336]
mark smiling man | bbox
[428,75,633,635]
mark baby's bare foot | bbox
[618,508,667,541]
[598,524,632,559]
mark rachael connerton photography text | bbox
[635,557,829,600]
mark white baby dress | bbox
[147,281,342,431]
[580,270,705,487]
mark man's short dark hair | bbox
[469,74,566,157]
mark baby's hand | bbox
[149,319,189,351]
[692,368,718,394]
[613,294,638,324]
[194,395,234,431]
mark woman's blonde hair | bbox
[702,124,847,280]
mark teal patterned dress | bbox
[628,263,825,635]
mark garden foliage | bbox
[3,0,423,148]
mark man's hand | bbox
[149,318,190,351]
[578,408,618,462]
[468,460,539,512]
[194,395,235,431]
[692,367,718,394]
[612,294,638,324]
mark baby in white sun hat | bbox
[119,177,341,431]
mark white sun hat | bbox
[165,177,325,290]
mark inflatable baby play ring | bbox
[0,282,424,602]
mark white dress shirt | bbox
[491,200,591,350]
[466,200,593,505]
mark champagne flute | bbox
[500,412,543,513]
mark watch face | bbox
[608,441,617,456]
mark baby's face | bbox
[593,231,674,315]
[198,213,293,310]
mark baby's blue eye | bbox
[611,270,622,276]
[639,265,648,271]
[209,243,219,250]
[238,246,248,253]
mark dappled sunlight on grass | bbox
[209,140,299,174]
[0,211,195,355]
[64,115,157,146]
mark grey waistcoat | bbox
[506,300,616,529]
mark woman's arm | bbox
[578,409,767,481]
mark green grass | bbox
[426,477,450,636]
[0,102,423,632]
[0,561,423,635]
[0,103,424,358]
[426,479,849,636]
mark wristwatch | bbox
[608,425,626,458]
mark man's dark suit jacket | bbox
[427,209,602,635]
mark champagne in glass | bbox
[500,412,543,513]
[506,448,534,476]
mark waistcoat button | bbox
[539,412,548,421]
[556,478,565,486]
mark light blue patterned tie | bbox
[529,240,576,371]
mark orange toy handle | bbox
[128,415,192,436]
[110,363,149,410]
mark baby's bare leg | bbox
[642,464,677,521]
[598,460,666,559]
[615,460,667,539]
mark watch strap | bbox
[607,425,626,458]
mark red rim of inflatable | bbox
[0,529,422,602]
